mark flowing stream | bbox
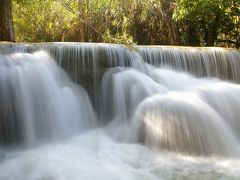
[0,43,240,179]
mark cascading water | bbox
[0,51,96,145]
[0,43,240,179]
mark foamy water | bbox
[0,130,240,180]
[1,50,240,179]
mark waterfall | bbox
[1,43,239,113]
[1,43,239,81]
[0,51,96,146]
[101,67,240,156]
[138,46,240,82]
[0,43,240,179]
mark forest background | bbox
[0,0,239,48]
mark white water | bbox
[0,51,96,145]
[1,130,240,180]
[1,50,240,179]
[101,66,240,156]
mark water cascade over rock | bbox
[0,43,240,179]
[0,51,96,145]
[101,67,240,156]
[139,46,240,81]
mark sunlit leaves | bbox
[13,0,78,42]
[173,0,239,47]
[12,0,239,47]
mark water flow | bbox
[101,66,240,156]
[1,43,240,106]
[0,46,240,179]
[1,43,240,81]
[139,46,240,82]
[0,51,96,146]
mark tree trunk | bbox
[78,0,87,42]
[205,28,216,47]
[187,23,200,46]
[0,0,15,42]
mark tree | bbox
[173,0,240,47]
[0,0,15,41]
[13,0,79,42]
[11,0,239,47]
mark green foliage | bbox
[77,0,136,43]
[13,0,78,42]
[173,0,240,47]
[12,0,239,48]
[103,28,135,44]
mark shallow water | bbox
[0,130,240,180]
